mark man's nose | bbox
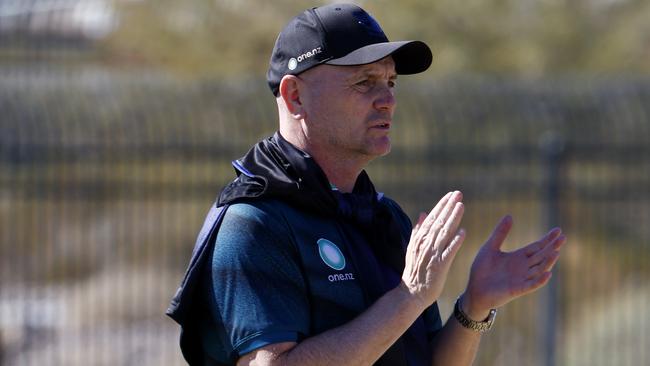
[373,84,396,112]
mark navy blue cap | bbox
[267,3,433,96]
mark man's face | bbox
[298,57,397,161]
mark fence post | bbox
[539,131,565,366]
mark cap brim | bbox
[324,40,432,74]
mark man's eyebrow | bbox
[348,68,398,80]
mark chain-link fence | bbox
[2,63,649,365]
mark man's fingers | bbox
[417,191,462,246]
[526,251,561,279]
[411,212,427,235]
[434,202,464,248]
[419,192,452,233]
[430,191,462,234]
[527,234,566,267]
[442,229,466,261]
[415,200,445,240]
[407,191,463,280]
[428,191,453,222]
[429,228,466,269]
[524,227,562,257]
[486,215,513,250]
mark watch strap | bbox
[453,296,497,333]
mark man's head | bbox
[266,3,433,97]
[279,56,397,161]
[269,3,433,169]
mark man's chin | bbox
[368,141,391,158]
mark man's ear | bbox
[279,75,305,120]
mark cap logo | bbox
[288,58,298,70]
[317,238,346,271]
[289,47,323,70]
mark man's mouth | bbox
[372,122,391,129]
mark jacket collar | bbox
[218,132,380,224]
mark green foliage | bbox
[102,0,650,78]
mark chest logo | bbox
[317,238,346,271]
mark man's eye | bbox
[388,80,396,88]
[356,79,371,86]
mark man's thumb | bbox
[486,215,513,250]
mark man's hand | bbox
[401,191,466,309]
[462,215,566,320]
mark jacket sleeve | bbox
[206,201,310,358]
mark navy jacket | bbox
[167,132,441,365]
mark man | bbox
[167,3,566,365]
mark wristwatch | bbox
[453,296,497,333]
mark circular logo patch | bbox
[288,58,298,70]
[317,238,346,271]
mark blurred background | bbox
[1,0,649,365]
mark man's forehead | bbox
[351,57,397,75]
[314,57,396,77]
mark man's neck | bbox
[309,150,371,193]
[318,161,360,193]
[278,129,369,193]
